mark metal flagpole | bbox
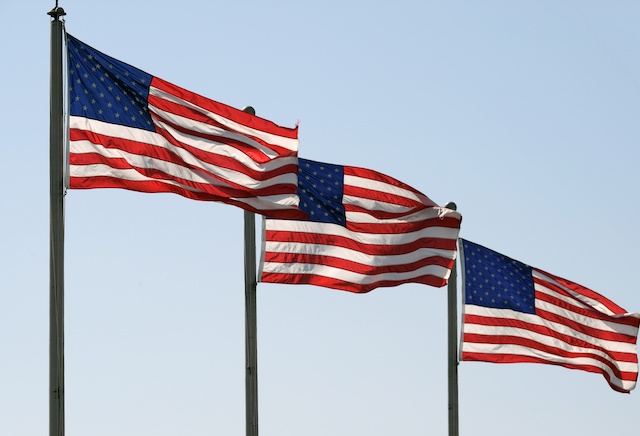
[445,201,459,436]
[48,3,66,436]
[242,106,259,436]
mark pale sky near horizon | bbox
[3,1,640,435]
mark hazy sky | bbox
[3,1,640,435]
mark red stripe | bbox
[261,271,447,293]
[345,215,462,234]
[343,205,427,221]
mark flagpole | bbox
[242,106,259,436]
[445,202,459,436]
[48,3,66,436]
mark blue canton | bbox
[461,239,535,314]
[67,34,154,131]
[297,158,346,226]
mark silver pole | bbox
[445,202,459,436]
[242,106,259,436]
[48,4,66,436]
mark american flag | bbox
[259,158,462,293]
[460,238,640,393]
[67,34,300,217]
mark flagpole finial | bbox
[445,201,457,211]
[242,106,256,115]
[48,3,66,19]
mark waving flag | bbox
[460,239,640,393]
[259,158,462,293]
[67,34,300,217]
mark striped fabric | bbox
[460,239,640,393]
[259,158,462,293]
[67,34,300,217]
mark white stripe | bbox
[342,194,419,214]
[261,261,451,284]
[234,193,299,209]
[71,116,166,147]
[150,86,299,152]
[462,342,636,390]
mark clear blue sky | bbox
[3,1,639,435]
